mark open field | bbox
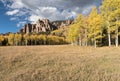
[0,45,120,81]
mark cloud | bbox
[82,5,94,15]
[10,17,18,21]
[17,21,26,27]
[9,0,24,9]
[28,15,42,23]
[6,9,19,15]
[31,6,77,21]
[1,0,102,27]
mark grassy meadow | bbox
[0,45,120,81]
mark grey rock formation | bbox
[19,19,73,34]
[52,20,73,28]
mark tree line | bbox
[67,0,120,47]
[0,33,67,46]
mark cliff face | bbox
[19,19,73,34]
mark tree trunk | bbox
[26,40,28,46]
[108,33,111,47]
[35,40,37,45]
[94,34,97,48]
[94,39,97,48]
[44,41,46,45]
[0,42,2,46]
[71,41,74,46]
[12,39,15,46]
[107,21,111,47]
[115,28,119,47]
[16,41,18,46]
[85,29,88,46]
[85,41,88,46]
[79,36,82,46]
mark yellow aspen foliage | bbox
[8,33,15,46]
[0,35,4,46]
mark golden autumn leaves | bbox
[67,0,120,47]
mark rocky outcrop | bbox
[19,19,73,34]
[52,20,73,28]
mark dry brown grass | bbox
[0,45,120,81]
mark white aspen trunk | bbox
[115,28,119,47]
[85,29,88,46]
[0,42,2,46]
[107,20,111,47]
[79,37,82,46]
[94,34,97,48]
[94,39,97,48]
[115,18,119,47]
[71,41,74,46]
[26,40,28,46]
[108,33,111,47]
[78,34,82,46]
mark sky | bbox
[0,0,102,33]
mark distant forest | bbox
[0,33,67,46]
[0,0,120,47]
